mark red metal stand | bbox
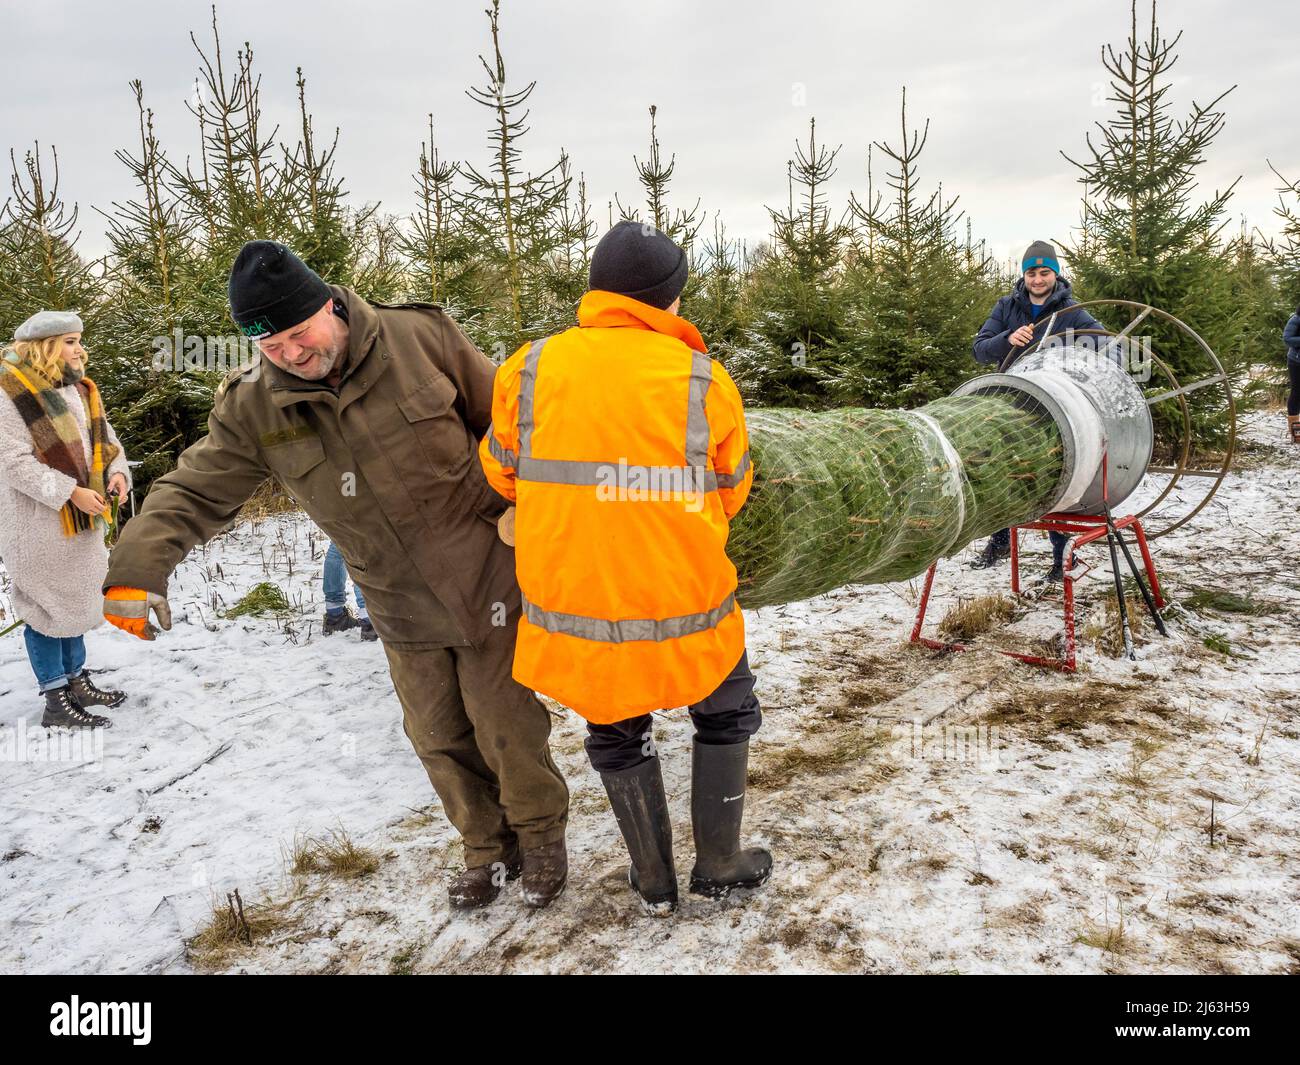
[910,513,1164,672]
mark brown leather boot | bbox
[447,851,520,910]
[520,839,568,908]
[1288,414,1300,445]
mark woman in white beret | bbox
[0,310,132,726]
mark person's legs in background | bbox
[970,526,1012,569]
[351,575,376,641]
[1047,530,1068,582]
[322,540,359,634]
[1287,357,1300,443]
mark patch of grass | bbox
[285,827,380,880]
[839,682,897,710]
[237,477,300,522]
[1184,587,1280,616]
[224,581,291,619]
[1075,903,1129,955]
[937,595,1017,641]
[388,941,423,975]
[1202,633,1236,656]
[748,728,890,789]
[186,888,292,969]
[1081,591,1147,657]
[982,683,1180,745]
[1247,714,1270,767]
[1117,737,1162,790]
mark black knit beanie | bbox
[589,220,688,310]
[228,240,332,339]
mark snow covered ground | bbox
[1,407,1296,974]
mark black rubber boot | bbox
[599,758,678,915]
[689,738,771,898]
[40,686,113,729]
[68,670,126,708]
[322,608,359,635]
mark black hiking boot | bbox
[68,670,126,708]
[448,851,521,910]
[322,607,359,635]
[969,533,1012,570]
[689,738,771,899]
[600,757,678,915]
[358,617,378,642]
[40,686,112,729]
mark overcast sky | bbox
[0,0,1294,271]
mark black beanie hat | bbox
[228,240,332,339]
[589,220,688,310]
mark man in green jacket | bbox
[103,241,569,910]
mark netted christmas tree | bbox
[728,391,1065,607]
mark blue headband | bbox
[1022,255,1060,275]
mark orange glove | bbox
[104,586,172,641]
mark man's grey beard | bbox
[280,329,348,381]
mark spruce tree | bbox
[458,0,570,349]
[400,115,480,312]
[616,105,703,249]
[0,143,100,331]
[94,81,208,488]
[733,118,849,406]
[1062,0,1242,449]
[688,217,751,363]
[837,89,997,408]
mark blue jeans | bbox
[24,626,87,693]
[323,541,366,616]
[991,527,1067,565]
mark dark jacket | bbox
[1283,313,1300,365]
[972,277,1107,366]
[104,286,517,651]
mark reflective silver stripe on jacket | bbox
[517,336,546,460]
[515,457,718,492]
[715,450,751,489]
[486,423,517,469]
[521,591,736,643]
[684,350,713,468]
[513,338,750,492]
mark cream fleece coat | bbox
[0,379,131,637]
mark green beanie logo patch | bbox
[239,318,275,340]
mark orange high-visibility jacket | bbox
[478,290,754,724]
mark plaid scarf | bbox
[0,354,120,536]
